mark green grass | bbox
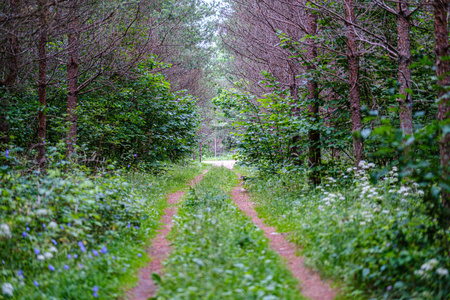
[0,163,204,299]
[153,167,305,300]
[201,154,235,161]
[245,165,450,300]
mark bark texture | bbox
[306,8,321,186]
[345,0,363,166]
[37,0,48,166]
[433,0,450,205]
[66,3,80,157]
[397,0,413,135]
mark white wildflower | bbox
[49,246,58,253]
[48,221,58,229]
[360,221,366,226]
[339,196,345,200]
[414,269,425,276]
[436,268,448,276]
[367,163,376,168]
[37,255,45,261]
[44,252,53,259]
[1,283,13,296]
[417,190,424,195]
[392,166,398,171]
[382,210,390,214]
[0,224,11,239]
[346,168,353,173]
[35,209,47,216]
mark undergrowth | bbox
[246,162,450,300]
[0,162,204,299]
[154,167,305,300]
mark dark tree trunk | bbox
[306,7,321,186]
[66,2,80,158]
[433,0,450,205]
[0,0,20,147]
[397,0,413,135]
[345,0,363,167]
[37,0,48,166]
[290,68,302,165]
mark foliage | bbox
[154,167,305,300]
[0,154,204,299]
[1,57,200,169]
[245,163,450,300]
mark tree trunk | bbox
[306,7,321,186]
[397,0,413,135]
[66,2,80,158]
[0,0,20,147]
[345,0,363,167]
[37,0,48,166]
[199,140,202,162]
[290,69,302,165]
[433,0,450,205]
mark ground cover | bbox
[245,162,450,299]
[153,167,305,300]
[0,163,204,299]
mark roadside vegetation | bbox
[154,167,304,300]
[0,159,203,299]
[244,162,449,300]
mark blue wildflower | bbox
[74,254,78,259]
[134,154,137,158]
[127,223,131,229]
[89,253,93,259]
[92,250,99,256]
[127,164,130,168]
[33,280,39,287]
[78,263,83,268]
[112,256,115,260]
[5,150,9,158]
[78,241,86,252]
[17,270,24,278]
[64,265,69,270]
[135,226,139,230]
[100,246,107,254]
[93,286,99,292]
[34,248,40,255]
[123,267,127,272]
[22,232,27,237]
[67,254,72,259]
[26,227,30,231]
[48,265,55,271]
[42,223,46,228]
[138,253,142,257]
[60,225,64,230]
[51,239,57,246]
[67,223,71,227]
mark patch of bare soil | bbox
[128,170,208,300]
[231,183,337,300]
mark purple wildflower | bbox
[74,254,78,259]
[67,223,71,227]
[112,256,115,260]
[5,149,9,158]
[127,223,131,229]
[93,292,98,298]
[134,154,137,158]
[127,164,130,168]
[48,265,55,271]
[64,265,69,270]
[89,253,93,259]
[51,239,57,245]
[387,286,392,291]
[34,248,40,255]
[138,253,142,257]
[22,232,27,237]
[42,223,46,229]
[93,286,99,292]
[135,226,139,230]
[26,227,30,231]
[78,241,86,252]
[100,246,107,254]
[92,250,99,256]
[78,263,83,268]
[33,280,39,287]
[60,225,64,230]
[123,267,127,272]
[67,254,72,259]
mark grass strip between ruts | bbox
[153,167,305,300]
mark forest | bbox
[0,0,449,299]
